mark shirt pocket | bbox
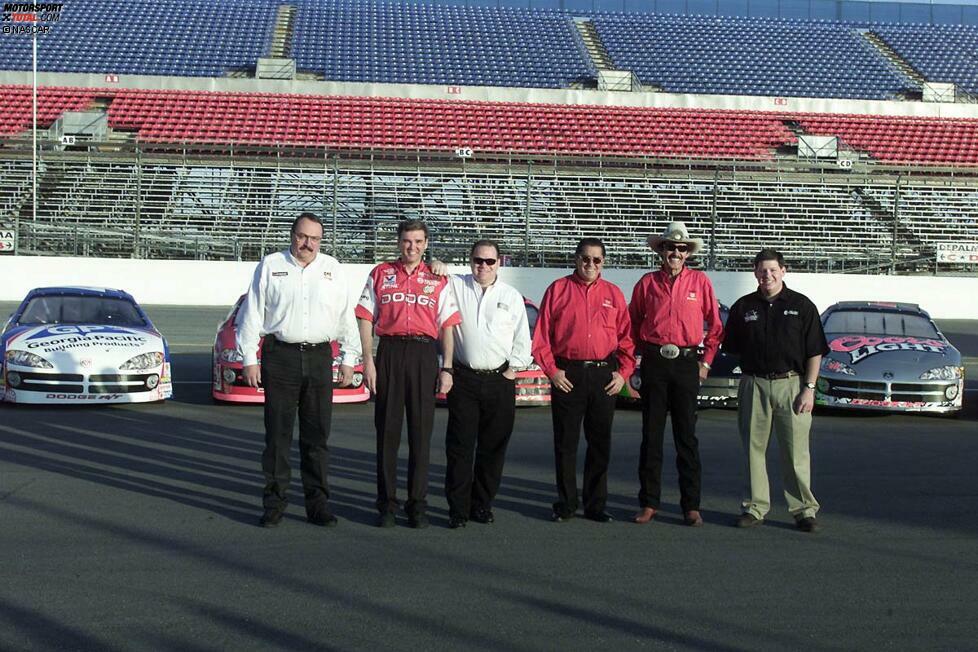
[489,308,516,340]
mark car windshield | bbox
[823,310,939,338]
[525,303,539,336]
[18,295,147,327]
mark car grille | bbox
[18,372,84,393]
[88,374,155,394]
[825,378,950,402]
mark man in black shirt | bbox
[722,249,829,533]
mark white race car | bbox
[1,286,172,404]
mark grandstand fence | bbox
[1,145,976,274]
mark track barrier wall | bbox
[0,256,975,318]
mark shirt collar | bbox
[285,248,317,268]
[395,259,429,276]
[569,272,601,287]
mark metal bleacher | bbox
[2,147,976,271]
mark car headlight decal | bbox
[120,352,164,371]
[821,358,856,376]
[219,348,243,363]
[919,366,962,381]
[5,350,54,369]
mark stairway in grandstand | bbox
[573,18,614,72]
[270,4,296,58]
[860,29,926,99]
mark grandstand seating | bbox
[1,85,796,159]
[1,0,977,102]
[291,0,595,88]
[874,24,978,96]
[0,0,275,77]
[593,14,915,100]
[5,85,978,165]
[798,114,978,165]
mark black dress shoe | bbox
[408,512,429,529]
[470,508,494,524]
[377,512,396,528]
[551,510,575,523]
[584,511,614,523]
[306,507,338,527]
[259,506,285,528]
[449,515,468,529]
[796,516,820,533]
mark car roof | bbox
[825,301,926,317]
[25,286,135,301]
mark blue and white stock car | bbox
[816,301,964,415]
[1,287,172,405]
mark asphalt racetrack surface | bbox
[2,304,977,651]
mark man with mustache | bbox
[238,212,361,528]
[357,219,460,529]
[532,237,635,523]
[629,222,722,527]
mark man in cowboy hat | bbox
[628,221,723,526]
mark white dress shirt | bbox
[449,274,533,370]
[236,249,361,367]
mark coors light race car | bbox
[816,301,964,415]
[212,294,369,404]
[1,287,172,404]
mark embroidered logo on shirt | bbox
[496,302,509,311]
[602,298,614,309]
[272,272,288,277]
[744,310,759,322]
[687,291,697,301]
[323,271,333,281]
[382,274,397,289]
[784,309,799,316]
[423,285,435,295]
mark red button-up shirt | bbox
[532,274,635,379]
[629,267,723,365]
[356,260,461,339]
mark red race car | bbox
[212,295,369,404]
[436,297,551,407]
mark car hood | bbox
[4,324,164,367]
[825,333,961,376]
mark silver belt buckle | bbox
[659,344,680,360]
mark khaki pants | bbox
[737,375,819,520]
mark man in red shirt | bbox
[629,222,723,527]
[532,237,635,523]
[357,219,461,529]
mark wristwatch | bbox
[440,367,454,375]
[804,381,816,390]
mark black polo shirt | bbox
[723,284,829,376]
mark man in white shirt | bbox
[237,213,361,529]
[444,240,532,529]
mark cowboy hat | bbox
[647,221,704,256]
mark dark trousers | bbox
[551,363,617,516]
[638,353,701,512]
[374,337,438,515]
[260,338,334,514]
[444,367,516,519]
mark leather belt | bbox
[381,335,435,344]
[456,362,509,376]
[268,336,328,351]
[642,342,698,360]
[753,371,799,380]
[556,357,613,369]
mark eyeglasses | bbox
[471,257,497,266]
[578,255,603,265]
[663,243,689,253]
